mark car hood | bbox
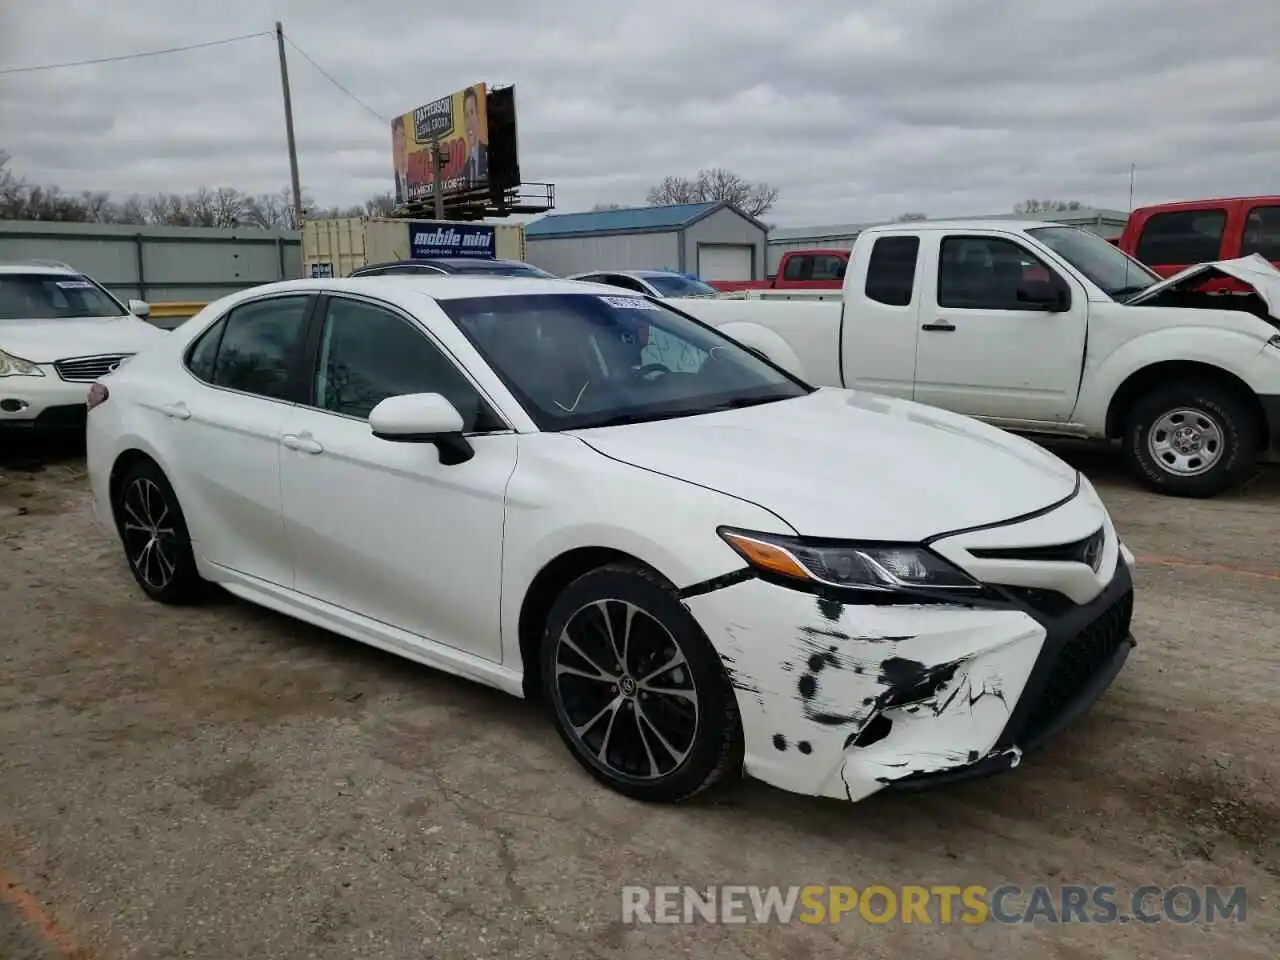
[0,316,168,363]
[572,388,1079,542]
[1125,253,1280,319]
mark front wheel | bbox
[540,563,742,803]
[1121,381,1260,498]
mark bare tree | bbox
[591,203,624,211]
[0,150,466,228]
[894,212,928,222]
[1013,199,1084,215]
[645,167,779,217]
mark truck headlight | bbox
[0,349,44,378]
[718,527,982,594]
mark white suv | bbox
[0,261,168,434]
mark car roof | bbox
[0,261,80,276]
[237,275,632,303]
[860,218,1064,234]
[358,258,535,271]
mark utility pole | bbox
[275,21,304,229]
[432,138,446,219]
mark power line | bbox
[0,31,272,77]
[283,35,388,125]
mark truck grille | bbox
[1020,587,1134,745]
[54,354,132,382]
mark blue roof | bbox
[524,202,719,239]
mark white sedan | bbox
[85,276,1137,804]
[1,261,166,434]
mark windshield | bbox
[441,292,812,431]
[1026,226,1160,300]
[452,261,556,279]
[0,273,126,320]
[642,274,720,298]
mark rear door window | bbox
[864,236,920,306]
[1135,209,1227,265]
[188,295,311,401]
[1242,205,1280,261]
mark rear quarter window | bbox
[1135,209,1227,265]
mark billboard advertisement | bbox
[392,83,489,205]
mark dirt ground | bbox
[0,437,1277,959]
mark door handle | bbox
[921,321,956,332]
[281,433,323,454]
[159,401,191,420]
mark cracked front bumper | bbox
[684,558,1134,802]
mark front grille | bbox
[1019,587,1134,745]
[970,527,1106,570]
[54,354,132,382]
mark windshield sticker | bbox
[598,295,660,311]
[55,280,94,289]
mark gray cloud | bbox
[1,0,1276,225]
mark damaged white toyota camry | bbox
[85,276,1136,804]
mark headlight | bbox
[718,527,981,594]
[0,349,44,378]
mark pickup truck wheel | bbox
[1122,381,1259,498]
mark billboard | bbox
[392,83,490,205]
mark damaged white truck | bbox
[676,220,1280,498]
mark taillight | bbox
[87,382,109,411]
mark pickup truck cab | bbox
[1118,196,1280,278]
[709,249,849,293]
[675,219,1280,497]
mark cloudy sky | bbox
[1,0,1276,227]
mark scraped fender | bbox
[713,321,808,379]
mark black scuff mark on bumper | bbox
[677,567,754,599]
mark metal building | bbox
[524,201,769,280]
[766,207,1130,275]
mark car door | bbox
[840,234,923,399]
[911,233,1087,422]
[277,292,517,661]
[164,293,315,586]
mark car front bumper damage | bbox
[683,552,1135,803]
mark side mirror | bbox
[128,299,151,319]
[1016,279,1069,312]
[368,393,474,465]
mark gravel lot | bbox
[1,437,1277,959]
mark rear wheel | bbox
[540,563,742,803]
[113,459,206,604]
[1121,380,1260,498]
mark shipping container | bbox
[301,217,527,279]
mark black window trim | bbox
[299,290,515,436]
[180,291,320,406]
[936,233,1072,313]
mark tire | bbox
[1121,380,1260,498]
[539,562,743,803]
[113,458,206,604]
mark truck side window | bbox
[1135,210,1226,265]
[1242,206,1280,261]
[810,255,847,281]
[864,237,920,306]
[782,256,812,282]
[937,237,1057,311]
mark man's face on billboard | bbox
[393,122,406,164]
[464,93,479,147]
